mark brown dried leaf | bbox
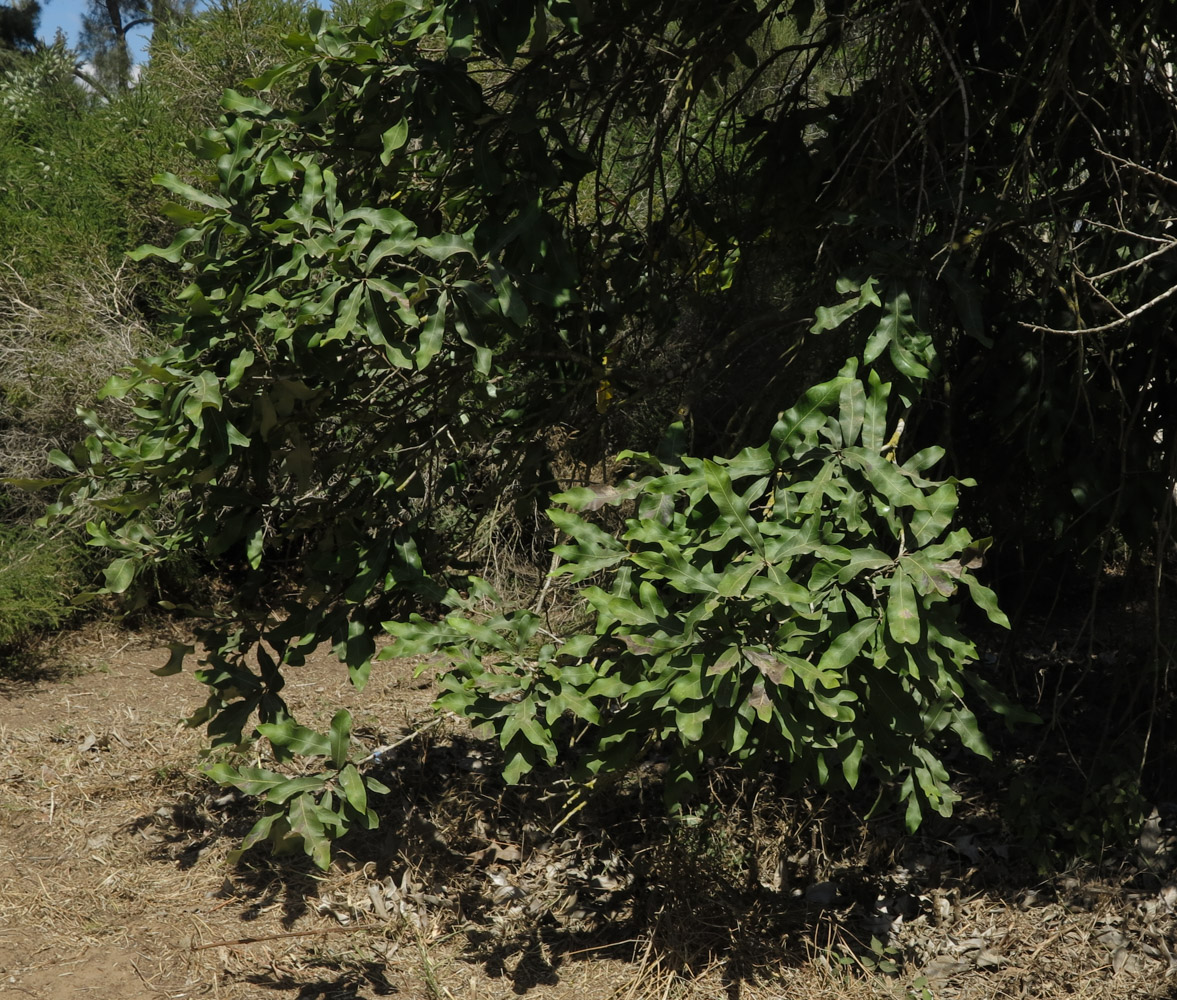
[916,564,958,596]
[581,483,623,511]
[744,647,788,684]
[746,679,771,711]
[620,634,656,655]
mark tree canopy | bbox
[0,0,38,52]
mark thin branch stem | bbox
[1019,278,1177,335]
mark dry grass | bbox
[2,625,1177,999]
[0,259,157,506]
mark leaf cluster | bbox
[206,708,389,869]
[394,328,1014,829]
[33,1,600,864]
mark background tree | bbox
[0,0,39,57]
[78,0,187,90]
[142,0,313,121]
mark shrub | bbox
[391,349,1013,830]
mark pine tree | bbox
[77,0,180,90]
[0,0,40,58]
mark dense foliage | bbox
[7,0,1176,865]
[393,345,1013,834]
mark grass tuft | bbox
[0,525,87,653]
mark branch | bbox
[1018,279,1177,335]
[71,64,115,103]
[104,0,124,36]
[1100,151,1177,192]
[1086,238,1177,283]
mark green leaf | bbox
[225,350,256,391]
[809,278,880,334]
[950,707,992,759]
[703,459,764,556]
[963,575,1010,628]
[261,151,297,184]
[103,557,135,594]
[151,172,231,210]
[239,810,283,853]
[842,740,864,788]
[772,361,857,455]
[904,787,923,832]
[128,227,203,263]
[887,568,921,644]
[328,709,352,768]
[723,443,775,478]
[834,548,894,584]
[675,705,709,742]
[630,547,720,594]
[889,338,930,380]
[419,233,477,261]
[861,369,891,452]
[966,674,1040,725]
[852,449,928,510]
[183,371,223,425]
[717,560,760,598]
[221,89,275,115]
[380,119,410,164]
[47,448,78,473]
[257,718,332,757]
[416,291,448,369]
[205,764,324,801]
[817,618,877,671]
[905,446,945,472]
[337,763,368,814]
[153,642,194,677]
[838,377,866,449]
[502,747,535,783]
[286,792,331,870]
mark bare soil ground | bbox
[2,625,1176,1000]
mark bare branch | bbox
[1018,279,1177,335]
[71,64,114,102]
[1086,238,1177,283]
[1100,151,1177,191]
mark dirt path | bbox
[4,627,1177,1000]
[0,627,443,1000]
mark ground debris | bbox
[6,629,1177,999]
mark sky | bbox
[37,0,154,63]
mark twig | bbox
[916,0,970,273]
[191,924,380,951]
[1024,927,1067,965]
[533,530,562,616]
[1085,237,1177,282]
[563,937,642,958]
[129,959,161,993]
[357,715,443,765]
[1019,278,1177,335]
[1100,151,1177,191]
